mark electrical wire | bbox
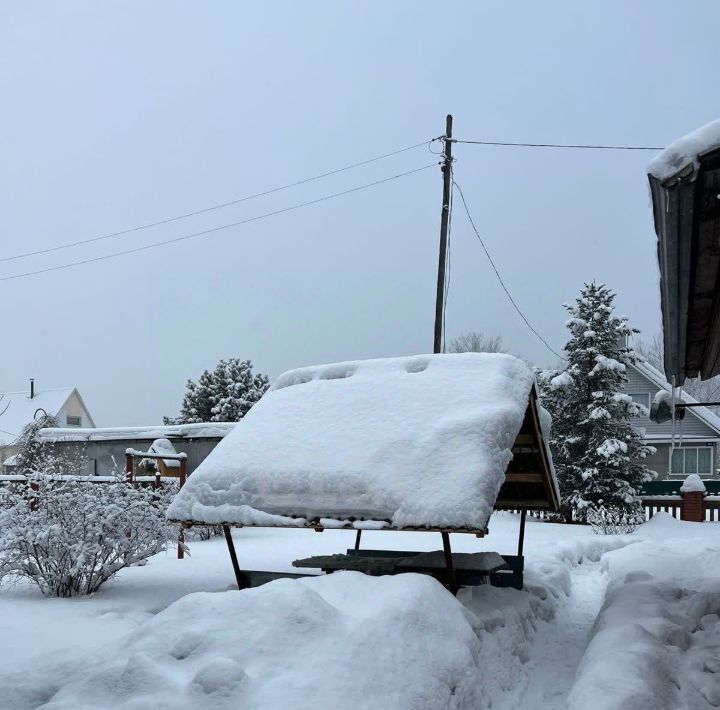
[454,139,663,151]
[0,140,431,264]
[452,178,566,362]
[0,162,439,283]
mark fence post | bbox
[680,474,706,522]
[177,456,187,559]
[681,491,705,522]
[125,452,134,484]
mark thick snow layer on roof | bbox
[648,118,720,182]
[0,387,75,444]
[168,353,538,530]
[38,422,235,442]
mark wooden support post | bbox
[179,457,187,489]
[441,531,458,595]
[177,457,187,559]
[28,480,39,512]
[517,509,527,557]
[125,452,134,484]
[223,525,245,590]
[354,529,362,551]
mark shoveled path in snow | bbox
[494,559,608,710]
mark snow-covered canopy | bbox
[168,353,549,531]
[648,119,720,183]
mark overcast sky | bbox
[1,1,719,425]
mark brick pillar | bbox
[681,491,705,522]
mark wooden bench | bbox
[293,549,508,590]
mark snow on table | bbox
[168,353,539,531]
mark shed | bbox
[168,353,559,591]
[648,119,720,385]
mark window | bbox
[66,415,82,427]
[629,393,650,411]
[669,446,713,477]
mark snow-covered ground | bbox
[0,513,717,709]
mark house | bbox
[37,422,235,477]
[622,359,720,481]
[0,381,95,472]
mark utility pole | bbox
[433,114,453,355]
[434,117,459,595]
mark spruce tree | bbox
[538,283,655,521]
[165,359,269,424]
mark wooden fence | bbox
[642,495,720,522]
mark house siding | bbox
[622,363,720,480]
[58,391,94,429]
[622,367,720,440]
[643,441,717,479]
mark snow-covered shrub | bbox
[586,505,643,535]
[0,476,169,597]
[13,413,87,475]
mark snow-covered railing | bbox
[641,481,720,523]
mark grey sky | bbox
[1,1,718,425]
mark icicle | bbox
[671,375,676,453]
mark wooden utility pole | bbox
[433,114,453,355]
[434,116,459,595]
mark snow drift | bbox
[168,353,544,530]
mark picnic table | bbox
[293,548,509,589]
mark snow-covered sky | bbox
[1,1,719,425]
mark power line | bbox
[0,162,439,283]
[0,140,431,264]
[454,139,663,151]
[452,178,566,362]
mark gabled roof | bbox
[168,353,559,531]
[630,359,720,436]
[0,387,86,445]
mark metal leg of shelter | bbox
[441,532,458,595]
[517,509,527,557]
[223,525,245,590]
[354,529,362,551]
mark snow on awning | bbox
[648,119,720,385]
[168,353,559,532]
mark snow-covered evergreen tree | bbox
[538,283,655,522]
[165,359,269,424]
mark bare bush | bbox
[587,505,643,535]
[447,331,504,354]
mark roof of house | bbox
[631,359,720,436]
[168,353,558,531]
[38,422,235,442]
[648,119,720,384]
[0,387,84,445]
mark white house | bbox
[622,360,720,481]
[0,382,95,471]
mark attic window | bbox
[66,415,82,427]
